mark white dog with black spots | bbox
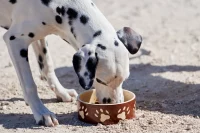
[0,0,142,126]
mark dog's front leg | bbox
[3,25,59,127]
[32,39,78,102]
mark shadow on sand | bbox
[0,112,92,129]
[55,48,200,117]
[1,48,200,129]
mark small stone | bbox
[136,113,145,118]
[2,106,7,110]
[0,102,9,106]
[185,126,191,131]
[148,120,153,125]
[72,128,77,131]
[4,102,9,105]
[125,126,129,130]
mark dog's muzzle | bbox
[79,78,94,90]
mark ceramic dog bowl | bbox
[77,89,136,125]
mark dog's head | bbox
[72,44,99,90]
[73,27,142,103]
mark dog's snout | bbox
[79,77,93,90]
[84,86,91,90]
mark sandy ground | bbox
[1,0,200,132]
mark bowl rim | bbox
[77,89,136,106]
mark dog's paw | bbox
[94,109,110,122]
[66,89,78,98]
[35,111,59,127]
[29,95,59,127]
[56,89,78,102]
[117,106,130,120]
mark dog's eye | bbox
[96,78,107,86]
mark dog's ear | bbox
[117,27,142,54]
[72,44,98,90]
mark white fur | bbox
[0,0,130,126]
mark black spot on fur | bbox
[82,44,86,47]
[97,44,106,50]
[41,0,51,6]
[38,55,43,62]
[71,27,76,38]
[20,49,28,58]
[103,98,107,104]
[114,40,119,46]
[43,48,47,54]
[20,49,28,62]
[56,7,60,14]
[70,28,76,39]
[71,27,74,34]
[68,20,72,25]
[95,52,99,61]
[88,51,92,56]
[91,2,94,6]
[10,36,16,40]
[67,8,78,20]
[21,34,24,36]
[84,72,88,76]
[73,54,82,73]
[28,32,35,38]
[107,98,111,103]
[42,22,46,25]
[38,62,44,70]
[93,30,102,38]
[9,0,16,4]
[86,57,98,79]
[80,15,89,25]
[55,15,62,24]
[56,6,65,16]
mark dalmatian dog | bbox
[0,0,142,127]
